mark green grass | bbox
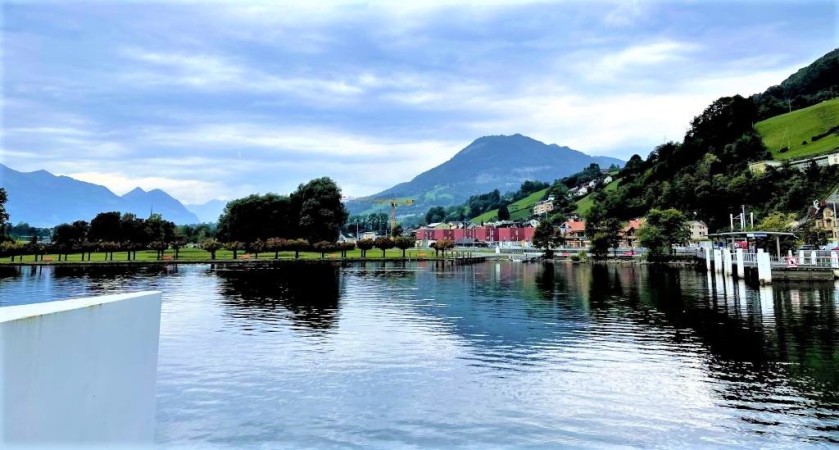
[573,178,620,216]
[469,188,549,223]
[0,246,455,264]
[756,98,839,160]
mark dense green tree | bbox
[217,194,296,243]
[532,221,560,258]
[497,203,510,221]
[638,209,690,257]
[89,211,122,242]
[292,177,349,244]
[425,206,446,224]
[0,188,8,239]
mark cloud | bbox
[120,48,365,101]
[2,0,835,205]
[573,40,700,83]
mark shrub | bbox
[778,147,789,153]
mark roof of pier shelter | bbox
[707,231,796,239]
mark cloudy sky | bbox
[2,1,836,204]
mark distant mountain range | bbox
[346,134,623,215]
[0,164,200,227]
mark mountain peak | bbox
[124,187,146,197]
[347,133,623,215]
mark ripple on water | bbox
[3,262,838,447]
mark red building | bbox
[414,225,534,245]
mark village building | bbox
[533,199,554,216]
[812,201,839,242]
[559,218,587,248]
[620,218,644,248]
[688,220,709,243]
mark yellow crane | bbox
[374,198,415,234]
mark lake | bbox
[1,262,837,447]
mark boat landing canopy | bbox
[706,231,797,259]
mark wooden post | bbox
[735,248,745,278]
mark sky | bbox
[1,1,837,205]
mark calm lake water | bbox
[2,262,838,447]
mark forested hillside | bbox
[591,48,839,231]
[752,48,839,120]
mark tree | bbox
[1,241,22,261]
[224,241,244,259]
[89,211,122,243]
[797,220,828,248]
[374,236,394,258]
[266,237,286,259]
[431,239,454,258]
[757,212,796,232]
[356,238,374,258]
[149,241,168,260]
[313,241,336,259]
[425,206,446,224]
[202,238,222,260]
[170,240,185,260]
[248,239,265,259]
[638,208,690,257]
[338,241,355,258]
[532,221,560,258]
[394,236,415,258]
[288,239,309,259]
[291,177,349,243]
[0,188,9,239]
[589,219,622,259]
[217,194,296,242]
[497,203,510,221]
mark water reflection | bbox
[215,264,342,332]
[2,262,838,445]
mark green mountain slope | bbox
[756,98,839,160]
[574,178,620,216]
[470,188,548,223]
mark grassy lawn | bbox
[756,98,839,160]
[574,178,620,216]
[0,246,455,264]
[470,188,548,223]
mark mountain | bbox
[185,199,227,223]
[0,164,200,227]
[346,134,622,215]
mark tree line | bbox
[587,94,839,232]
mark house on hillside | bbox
[748,160,783,175]
[603,175,613,184]
[559,219,587,248]
[688,220,709,244]
[533,199,554,216]
[812,201,839,242]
